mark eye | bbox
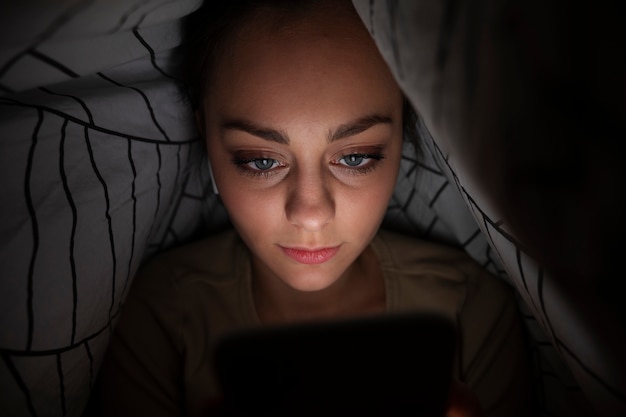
[341,154,366,167]
[332,151,386,176]
[232,156,286,178]
[251,158,277,171]
[234,157,281,171]
[338,153,383,168]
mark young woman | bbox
[95,1,531,416]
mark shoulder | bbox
[131,228,247,294]
[372,231,529,411]
[373,229,514,311]
[119,228,254,344]
[373,229,485,284]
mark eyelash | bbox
[233,157,285,178]
[232,151,386,178]
[334,153,385,175]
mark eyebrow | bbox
[221,114,393,144]
[329,114,392,142]
[221,120,289,144]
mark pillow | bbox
[0,1,228,415]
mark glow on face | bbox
[202,6,404,292]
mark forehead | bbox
[205,3,401,125]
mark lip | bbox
[280,245,340,265]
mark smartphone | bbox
[213,312,456,417]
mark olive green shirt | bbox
[96,229,531,416]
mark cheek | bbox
[340,163,399,231]
[219,186,283,238]
[206,140,275,230]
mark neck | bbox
[251,246,385,325]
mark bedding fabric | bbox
[0,1,228,416]
[353,1,626,416]
[0,1,624,416]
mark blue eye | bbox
[253,158,276,170]
[233,157,284,178]
[335,152,385,175]
[342,154,365,167]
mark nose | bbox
[285,168,334,232]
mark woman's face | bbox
[201,4,403,292]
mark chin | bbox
[283,275,339,293]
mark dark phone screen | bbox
[214,312,456,417]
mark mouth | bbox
[280,245,340,265]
